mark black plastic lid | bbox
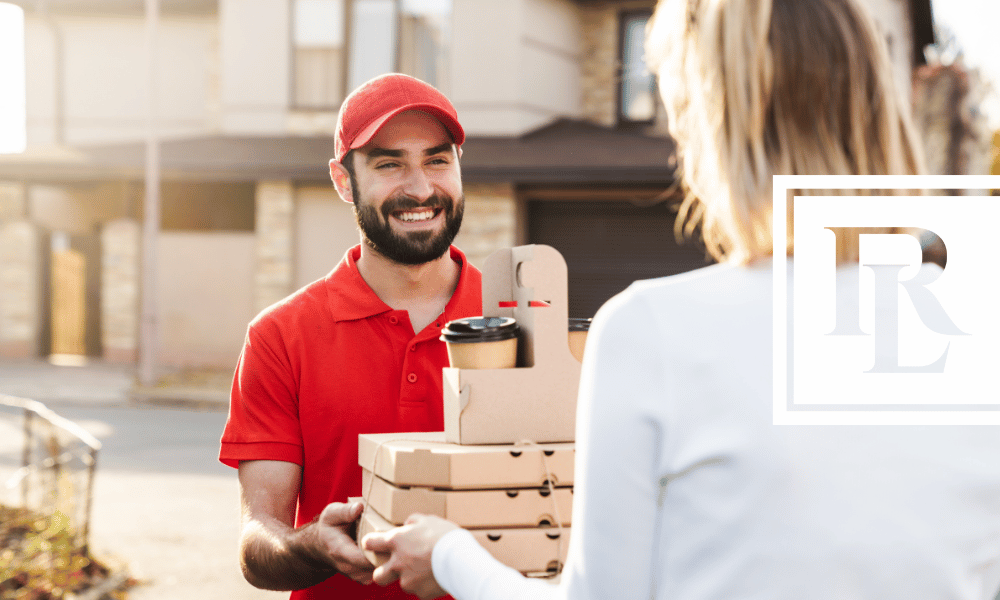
[568,318,592,332]
[441,317,519,343]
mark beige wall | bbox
[23,17,59,145]
[521,0,583,124]
[219,0,291,133]
[21,0,594,144]
[294,185,359,289]
[451,0,582,135]
[25,14,216,146]
[157,232,255,368]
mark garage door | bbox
[528,200,712,320]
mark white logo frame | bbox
[773,175,1000,425]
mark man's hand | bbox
[309,501,376,584]
[362,514,460,599]
[238,460,374,590]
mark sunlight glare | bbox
[0,2,27,154]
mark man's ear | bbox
[330,159,354,204]
[456,146,462,160]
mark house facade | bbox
[0,0,933,371]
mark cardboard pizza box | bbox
[442,245,582,444]
[356,506,570,576]
[361,469,572,528]
[349,497,389,568]
[358,431,574,489]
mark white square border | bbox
[772,175,1000,426]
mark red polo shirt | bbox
[220,245,482,600]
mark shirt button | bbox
[389,315,399,325]
[407,373,418,383]
[409,345,418,352]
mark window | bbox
[292,0,347,109]
[161,182,256,232]
[619,10,657,124]
[349,0,451,91]
[397,0,450,89]
[292,0,451,109]
[347,0,397,91]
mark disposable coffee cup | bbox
[440,317,519,369]
[568,318,591,362]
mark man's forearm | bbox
[240,518,337,590]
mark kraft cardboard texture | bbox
[357,507,570,576]
[353,498,390,568]
[358,432,575,489]
[443,245,583,444]
[362,469,573,528]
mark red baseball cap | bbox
[334,73,465,163]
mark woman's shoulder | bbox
[617,261,770,306]
[590,261,772,338]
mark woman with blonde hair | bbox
[362,0,1000,598]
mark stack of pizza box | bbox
[357,245,582,576]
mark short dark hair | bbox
[341,149,357,181]
[341,149,359,197]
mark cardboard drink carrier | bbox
[443,244,581,444]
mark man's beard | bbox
[353,189,464,266]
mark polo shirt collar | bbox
[325,244,475,323]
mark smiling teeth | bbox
[397,211,435,222]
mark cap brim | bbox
[347,103,465,157]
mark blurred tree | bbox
[913,21,995,193]
[925,23,963,66]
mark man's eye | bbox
[375,162,399,169]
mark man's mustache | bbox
[380,195,452,219]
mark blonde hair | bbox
[646,0,925,264]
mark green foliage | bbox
[0,504,114,600]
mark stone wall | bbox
[0,182,35,357]
[580,5,618,127]
[0,220,42,358]
[101,219,140,363]
[454,183,518,271]
[254,180,295,314]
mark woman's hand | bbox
[362,514,460,599]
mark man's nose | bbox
[401,168,434,201]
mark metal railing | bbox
[1,394,101,555]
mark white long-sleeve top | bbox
[432,261,1000,600]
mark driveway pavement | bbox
[0,359,284,600]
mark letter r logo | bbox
[825,228,968,373]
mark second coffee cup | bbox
[568,318,591,362]
[440,316,519,369]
